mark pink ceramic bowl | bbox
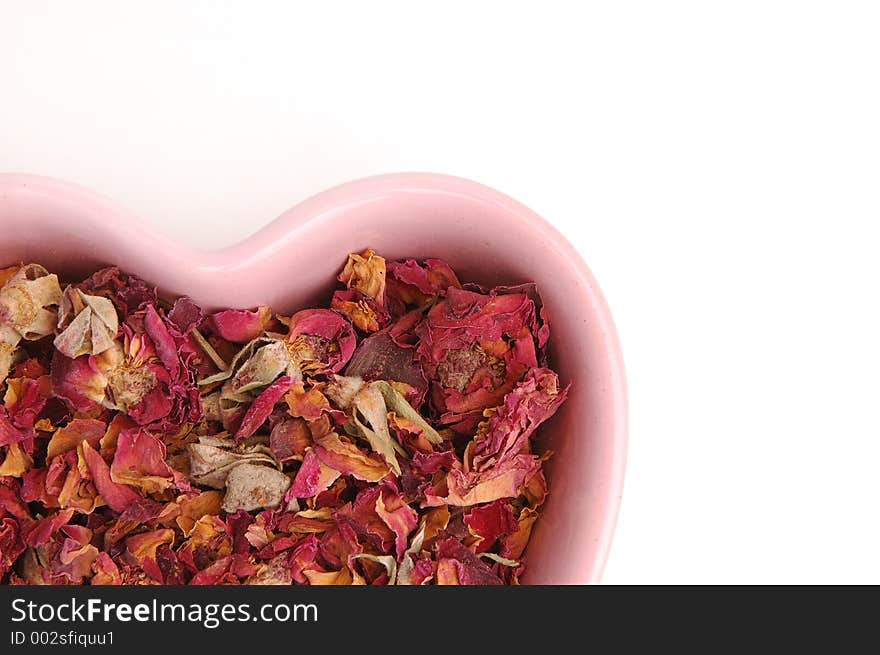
[0,172,626,584]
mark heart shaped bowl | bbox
[0,172,626,584]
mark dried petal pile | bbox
[0,251,568,585]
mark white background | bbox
[2,2,878,583]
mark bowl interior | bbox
[0,174,626,583]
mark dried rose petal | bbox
[375,486,417,559]
[110,429,175,495]
[470,367,568,472]
[0,443,32,477]
[350,553,395,584]
[285,382,340,422]
[200,310,355,403]
[322,374,365,409]
[464,499,518,553]
[80,442,143,514]
[338,249,386,303]
[22,509,74,547]
[173,491,224,536]
[230,339,291,391]
[423,454,542,507]
[0,376,48,452]
[374,380,441,444]
[500,507,539,561]
[234,375,293,440]
[167,296,203,333]
[126,529,175,566]
[77,267,156,317]
[0,251,565,586]
[90,552,122,585]
[80,441,155,516]
[0,410,23,448]
[0,265,63,387]
[330,290,388,333]
[290,448,340,498]
[247,555,293,585]
[209,306,272,343]
[434,537,502,585]
[385,258,461,313]
[313,432,390,483]
[54,525,100,583]
[45,418,106,460]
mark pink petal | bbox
[209,306,272,343]
[167,296,203,333]
[289,448,340,498]
[143,304,180,377]
[81,441,142,513]
[0,408,24,447]
[471,367,568,472]
[234,375,294,440]
[434,538,502,585]
[313,433,390,483]
[110,429,174,493]
[376,487,417,559]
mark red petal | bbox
[81,441,142,513]
[234,375,294,440]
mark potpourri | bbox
[0,251,568,585]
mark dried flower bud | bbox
[54,286,119,358]
[338,249,386,303]
[0,264,62,340]
[221,463,290,513]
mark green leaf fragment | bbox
[374,381,443,444]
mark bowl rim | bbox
[0,171,628,583]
